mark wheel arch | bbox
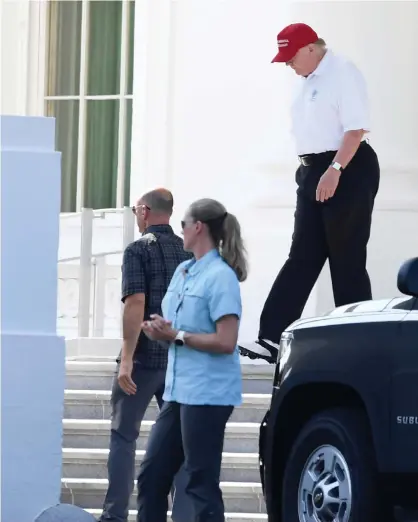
[265,382,373,521]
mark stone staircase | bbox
[61,358,273,521]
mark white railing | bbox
[58,207,135,338]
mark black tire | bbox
[281,407,392,522]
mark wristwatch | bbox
[174,330,186,346]
[331,161,343,172]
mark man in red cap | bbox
[271,22,320,70]
[240,23,380,363]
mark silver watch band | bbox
[331,161,342,172]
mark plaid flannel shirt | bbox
[121,224,192,369]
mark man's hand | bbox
[118,358,137,395]
[316,167,341,202]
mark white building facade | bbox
[2,0,418,341]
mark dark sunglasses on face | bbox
[181,220,195,230]
[132,205,151,214]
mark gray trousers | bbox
[99,364,192,522]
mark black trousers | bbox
[259,142,380,343]
[136,401,233,522]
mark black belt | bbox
[298,150,336,167]
[298,141,368,167]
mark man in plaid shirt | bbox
[99,188,191,522]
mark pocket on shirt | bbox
[178,293,212,333]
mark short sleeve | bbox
[121,244,146,302]
[337,62,370,133]
[207,268,242,323]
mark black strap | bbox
[142,234,168,318]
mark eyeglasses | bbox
[181,220,199,230]
[132,204,151,215]
[181,220,194,230]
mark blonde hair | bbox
[188,198,248,282]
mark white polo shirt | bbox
[291,50,370,156]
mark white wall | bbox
[169,0,307,340]
[131,0,418,341]
[291,1,418,313]
[131,0,308,341]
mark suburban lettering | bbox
[397,416,418,425]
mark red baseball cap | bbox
[271,23,319,63]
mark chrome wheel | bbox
[298,445,352,522]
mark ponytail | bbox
[221,212,248,282]
[187,198,249,282]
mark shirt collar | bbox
[308,49,333,78]
[143,224,174,235]
[185,248,219,275]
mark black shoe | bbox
[239,339,279,364]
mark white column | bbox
[0,0,46,116]
[1,1,30,115]
[287,0,418,313]
[1,116,65,521]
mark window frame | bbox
[44,0,134,211]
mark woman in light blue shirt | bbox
[136,198,248,522]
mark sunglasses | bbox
[132,204,151,214]
[181,220,196,230]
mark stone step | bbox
[63,419,259,453]
[86,509,267,521]
[65,361,274,394]
[63,390,270,423]
[62,448,260,483]
[61,478,266,514]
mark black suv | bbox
[259,257,418,522]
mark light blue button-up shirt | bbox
[162,249,242,406]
